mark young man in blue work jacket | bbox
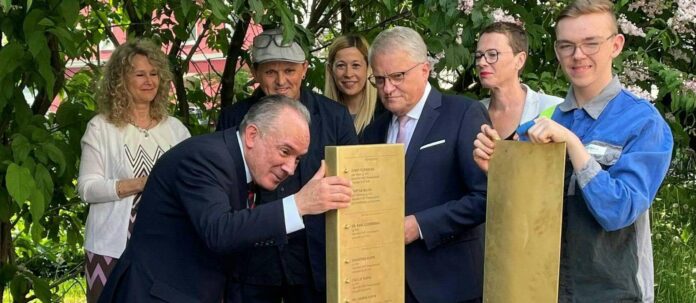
[473,1,673,302]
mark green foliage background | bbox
[0,0,694,302]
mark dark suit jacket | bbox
[361,88,490,302]
[216,88,358,290]
[98,129,287,303]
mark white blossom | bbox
[428,52,444,78]
[676,0,696,24]
[618,15,646,37]
[491,8,518,24]
[627,84,653,101]
[455,27,463,45]
[685,79,696,94]
[669,48,691,63]
[621,61,651,84]
[628,0,666,18]
[668,17,696,37]
[457,0,474,15]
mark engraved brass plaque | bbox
[325,144,405,303]
[483,141,566,303]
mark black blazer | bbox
[98,129,288,303]
[361,88,490,302]
[216,88,358,290]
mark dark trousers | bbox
[240,283,325,303]
[406,284,482,303]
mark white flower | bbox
[455,27,463,45]
[668,17,696,36]
[491,8,518,24]
[685,79,696,94]
[628,0,666,18]
[428,53,443,78]
[621,61,651,83]
[627,84,653,101]
[428,51,444,68]
[618,15,646,37]
[669,48,691,63]
[457,0,474,15]
[676,0,696,24]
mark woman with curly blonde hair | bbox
[77,38,190,303]
[324,34,382,135]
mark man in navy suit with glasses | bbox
[361,26,490,303]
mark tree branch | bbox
[91,4,120,47]
[183,18,212,66]
[220,13,252,108]
[339,0,353,34]
[306,0,333,33]
[0,222,12,301]
[308,1,344,35]
[123,0,146,37]
[31,35,65,116]
[363,10,412,33]
[168,38,190,124]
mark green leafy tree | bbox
[0,0,694,301]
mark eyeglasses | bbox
[473,49,511,64]
[253,33,294,49]
[368,62,423,87]
[554,34,616,57]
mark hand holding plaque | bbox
[473,124,501,173]
[404,215,420,245]
[295,160,353,216]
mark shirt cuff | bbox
[576,157,601,189]
[282,195,305,234]
[413,215,424,240]
[110,179,120,200]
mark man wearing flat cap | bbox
[217,27,358,302]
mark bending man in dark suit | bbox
[217,27,358,302]
[361,26,490,303]
[98,95,353,302]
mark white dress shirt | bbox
[386,83,432,150]
[385,83,432,239]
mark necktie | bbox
[396,115,409,144]
[247,182,257,209]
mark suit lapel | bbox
[300,89,320,183]
[223,128,249,208]
[405,89,441,180]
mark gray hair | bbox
[369,26,428,65]
[240,95,311,135]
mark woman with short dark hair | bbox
[475,22,562,140]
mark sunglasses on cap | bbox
[253,33,294,49]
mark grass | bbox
[652,170,696,303]
[2,278,84,303]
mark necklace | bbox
[130,118,155,138]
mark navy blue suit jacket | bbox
[98,129,287,303]
[361,88,490,302]
[216,88,358,290]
